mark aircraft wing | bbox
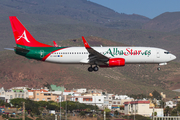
[82,36,109,65]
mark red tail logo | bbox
[9,16,52,47]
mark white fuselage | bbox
[45,47,176,65]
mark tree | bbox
[0,99,5,106]
[10,98,25,108]
[176,102,180,111]
[46,104,58,110]
[25,99,40,115]
[67,101,77,112]
[79,111,86,118]
[114,110,119,117]
[38,101,48,107]
[5,103,11,107]
[159,100,165,108]
[164,106,171,116]
[154,112,157,116]
[43,82,51,90]
[104,108,111,118]
[152,90,161,100]
[171,109,177,116]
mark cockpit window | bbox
[164,51,170,54]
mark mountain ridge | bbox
[143,12,180,32]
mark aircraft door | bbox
[156,50,160,58]
[40,50,44,58]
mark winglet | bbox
[53,41,58,47]
[82,36,91,49]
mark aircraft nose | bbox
[171,54,176,60]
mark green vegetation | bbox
[79,111,86,118]
[152,90,162,100]
[164,102,180,116]
[9,98,98,118]
[123,114,151,120]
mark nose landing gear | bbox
[157,67,161,71]
[88,65,99,72]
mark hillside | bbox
[1,36,180,98]
[143,12,180,32]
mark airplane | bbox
[8,16,176,72]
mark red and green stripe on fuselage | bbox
[15,44,68,61]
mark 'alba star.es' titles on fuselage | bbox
[8,16,176,72]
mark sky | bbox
[89,0,180,19]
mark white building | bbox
[76,88,87,93]
[0,87,29,103]
[0,87,5,102]
[124,101,164,117]
[104,94,134,110]
[72,95,105,108]
[165,101,175,108]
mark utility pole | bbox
[66,100,67,120]
[59,96,61,120]
[153,107,154,120]
[23,102,25,120]
[104,109,106,120]
[134,105,135,120]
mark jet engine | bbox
[100,58,125,67]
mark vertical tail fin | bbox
[9,16,52,47]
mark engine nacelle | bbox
[100,58,125,67]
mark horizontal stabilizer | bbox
[4,48,14,51]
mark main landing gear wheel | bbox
[157,67,161,71]
[88,66,93,72]
[88,65,99,72]
[93,66,99,72]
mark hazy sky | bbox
[89,0,180,19]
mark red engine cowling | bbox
[100,58,125,67]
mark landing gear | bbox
[157,67,161,71]
[88,66,93,72]
[88,65,99,72]
[93,66,99,72]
